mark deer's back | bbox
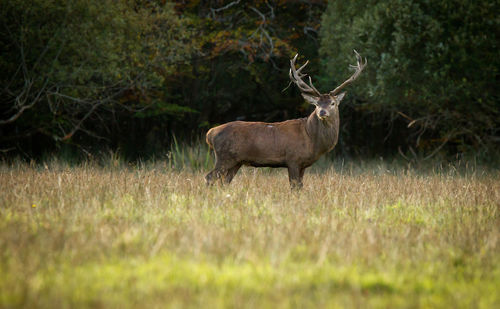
[206,119,311,166]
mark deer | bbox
[205,51,366,189]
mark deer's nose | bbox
[319,110,327,117]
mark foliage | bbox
[320,0,499,157]
[0,0,497,160]
[0,0,195,152]
[172,1,326,131]
[0,0,328,158]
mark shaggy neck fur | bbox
[305,107,340,156]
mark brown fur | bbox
[205,95,343,189]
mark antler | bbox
[329,50,367,96]
[289,54,321,97]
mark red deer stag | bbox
[206,51,366,188]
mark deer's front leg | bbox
[287,165,304,189]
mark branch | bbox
[423,133,453,161]
[250,6,274,59]
[210,0,241,18]
[52,83,129,141]
[0,76,49,125]
[0,147,16,153]
[265,0,275,19]
[56,100,106,141]
[0,100,36,125]
[1,17,66,126]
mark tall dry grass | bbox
[0,160,499,308]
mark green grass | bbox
[0,160,499,308]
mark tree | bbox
[0,0,330,159]
[320,0,499,158]
[0,0,195,155]
[175,0,327,128]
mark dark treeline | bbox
[1,0,498,161]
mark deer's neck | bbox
[305,110,339,156]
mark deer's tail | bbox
[206,128,215,149]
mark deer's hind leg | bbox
[206,151,220,185]
[205,151,239,186]
[205,168,220,185]
[223,163,242,184]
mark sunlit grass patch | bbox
[3,252,499,308]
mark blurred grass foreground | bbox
[0,157,499,308]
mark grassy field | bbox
[0,159,499,308]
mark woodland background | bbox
[1,0,498,161]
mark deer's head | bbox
[289,51,366,123]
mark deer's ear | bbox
[333,92,346,106]
[302,94,319,106]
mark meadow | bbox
[0,157,499,308]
